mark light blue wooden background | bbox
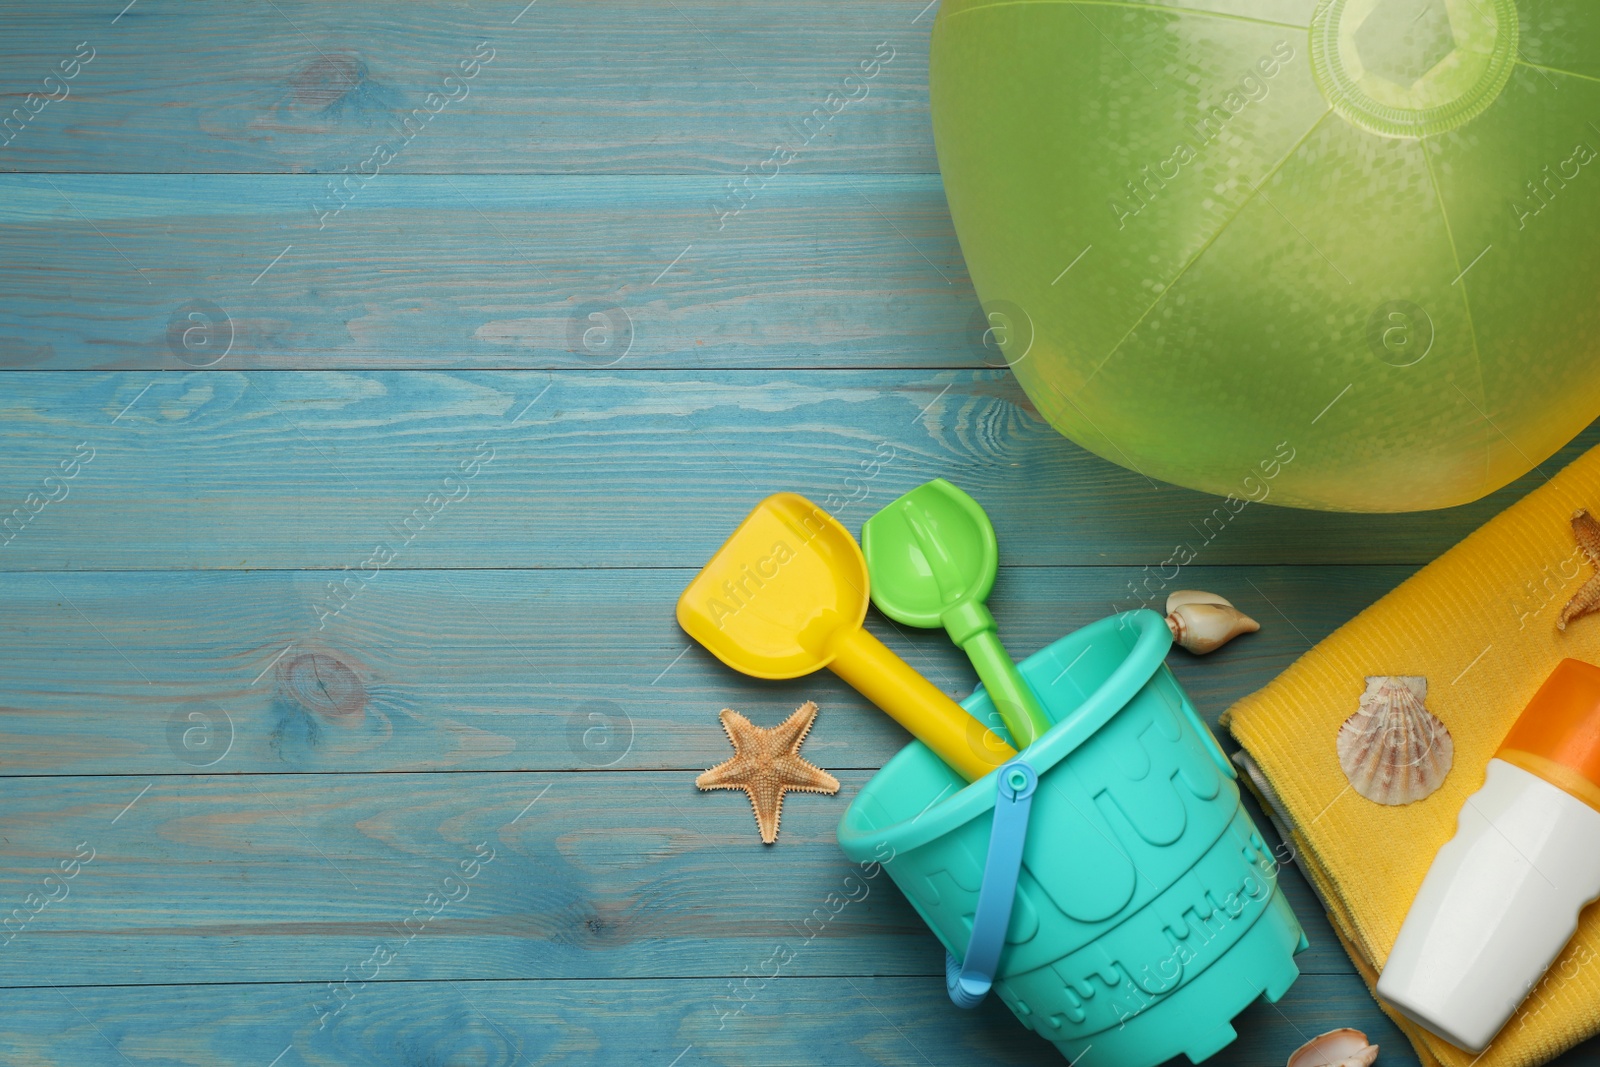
[2,1,1598,1065]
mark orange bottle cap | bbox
[1496,658,1600,811]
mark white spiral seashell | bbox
[1164,591,1260,654]
[1336,676,1453,806]
[1167,589,1239,611]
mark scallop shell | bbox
[1164,591,1260,654]
[1286,1028,1379,1067]
[1336,676,1453,805]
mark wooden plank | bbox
[0,174,979,371]
[0,0,936,174]
[0,370,1593,569]
[0,767,1349,987]
[0,979,1427,1067]
[0,565,1406,776]
[0,562,1391,984]
[0,555,1391,987]
[0,974,1423,1067]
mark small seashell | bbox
[1164,591,1260,654]
[1286,1028,1379,1067]
[1167,589,1239,611]
[1337,676,1453,805]
[1558,508,1600,630]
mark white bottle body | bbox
[1377,759,1600,1052]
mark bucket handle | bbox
[946,757,1038,1008]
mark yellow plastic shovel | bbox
[677,493,1014,781]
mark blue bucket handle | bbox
[946,757,1038,1008]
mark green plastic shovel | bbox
[861,479,1053,749]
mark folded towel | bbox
[1223,443,1600,1067]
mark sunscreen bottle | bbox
[1378,659,1600,1052]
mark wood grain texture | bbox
[0,768,1350,987]
[0,565,1407,776]
[6,0,1588,1059]
[0,566,1414,777]
[0,370,1592,570]
[0,975,1419,1067]
[0,0,937,174]
[0,175,978,370]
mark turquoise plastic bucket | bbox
[838,610,1306,1066]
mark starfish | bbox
[1560,509,1600,631]
[696,701,840,844]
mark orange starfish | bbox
[1559,509,1600,631]
[696,701,840,844]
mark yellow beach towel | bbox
[1223,443,1600,1067]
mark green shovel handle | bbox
[944,600,1053,749]
[965,630,1053,749]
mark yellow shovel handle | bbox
[829,626,1015,781]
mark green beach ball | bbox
[932,0,1600,511]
